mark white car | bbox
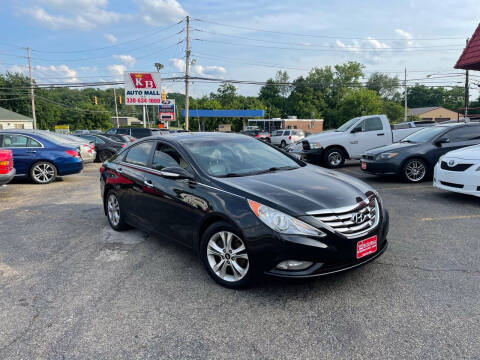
[271,129,305,148]
[433,144,480,197]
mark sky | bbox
[1,0,479,98]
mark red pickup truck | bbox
[0,149,15,185]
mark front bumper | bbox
[0,168,16,185]
[250,209,389,278]
[360,158,400,175]
[433,164,480,197]
[299,148,324,164]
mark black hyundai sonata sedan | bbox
[100,132,389,288]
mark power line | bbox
[193,18,466,41]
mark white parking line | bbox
[422,214,480,221]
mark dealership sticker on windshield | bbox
[361,162,367,170]
[356,235,377,259]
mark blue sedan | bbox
[0,130,83,184]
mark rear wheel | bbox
[200,222,252,288]
[280,140,287,148]
[323,147,345,168]
[30,161,57,184]
[106,191,129,231]
[402,158,427,183]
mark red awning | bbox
[454,23,480,70]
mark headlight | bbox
[376,152,398,160]
[476,166,480,171]
[248,200,326,237]
[310,143,322,149]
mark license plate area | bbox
[356,235,377,259]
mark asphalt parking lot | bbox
[0,162,479,359]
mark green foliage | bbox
[366,72,400,100]
[338,89,383,122]
[406,84,464,111]
[382,101,404,123]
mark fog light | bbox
[276,260,313,271]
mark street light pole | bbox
[26,47,37,129]
[185,15,191,131]
[404,68,408,122]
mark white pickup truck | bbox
[295,114,422,168]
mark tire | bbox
[280,140,287,148]
[105,190,129,231]
[402,158,427,183]
[30,161,57,184]
[99,150,114,162]
[200,221,253,288]
[323,147,345,168]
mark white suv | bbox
[271,129,305,148]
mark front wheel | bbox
[200,222,252,288]
[105,191,129,231]
[30,161,57,184]
[402,158,427,183]
[323,147,345,168]
[99,150,114,162]
[280,140,287,148]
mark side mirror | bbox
[351,127,362,133]
[160,166,195,180]
[435,137,450,146]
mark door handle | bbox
[143,180,154,188]
[27,150,37,153]
[377,133,385,136]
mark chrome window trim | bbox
[0,132,45,149]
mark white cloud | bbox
[107,64,126,81]
[8,65,28,74]
[34,64,79,82]
[170,58,185,72]
[365,37,389,49]
[138,0,188,26]
[169,58,227,77]
[113,55,136,67]
[104,33,118,44]
[395,28,413,40]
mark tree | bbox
[366,72,400,100]
[382,101,404,123]
[338,89,383,121]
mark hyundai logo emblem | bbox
[448,160,455,167]
[351,212,366,224]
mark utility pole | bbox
[185,15,191,131]
[142,105,146,128]
[464,38,470,118]
[404,67,408,122]
[113,88,119,128]
[26,47,37,129]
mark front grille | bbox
[440,161,472,172]
[440,181,464,189]
[302,140,311,151]
[362,155,374,160]
[308,194,379,238]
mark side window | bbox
[152,143,189,171]
[106,129,116,134]
[94,137,105,144]
[448,127,480,142]
[124,141,154,167]
[132,128,151,137]
[2,134,28,147]
[28,138,42,147]
[364,117,383,131]
[117,128,129,135]
[284,130,290,136]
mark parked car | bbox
[33,131,96,164]
[241,130,271,143]
[0,149,15,185]
[433,144,480,197]
[300,115,422,168]
[0,130,83,184]
[100,132,389,288]
[271,129,305,148]
[78,134,125,162]
[360,123,480,182]
[392,120,436,129]
[101,133,136,143]
[105,127,157,139]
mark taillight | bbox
[289,136,292,140]
[65,150,80,157]
[90,144,95,150]
[121,144,126,148]
[99,166,105,174]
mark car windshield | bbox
[400,126,448,143]
[182,136,302,177]
[336,117,360,132]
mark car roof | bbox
[139,131,249,144]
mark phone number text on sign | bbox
[126,98,163,104]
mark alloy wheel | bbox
[107,194,121,226]
[328,151,342,167]
[405,159,426,182]
[206,231,249,282]
[32,163,55,183]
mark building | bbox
[247,116,324,134]
[0,107,34,129]
[407,107,461,122]
[110,116,142,127]
[218,124,232,132]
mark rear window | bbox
[131,128,151,137]
[117,128,129,135]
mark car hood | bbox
[304,131,346,143]
[215,165,372,216]
[365,142,419,155]
[443,144,480,160]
